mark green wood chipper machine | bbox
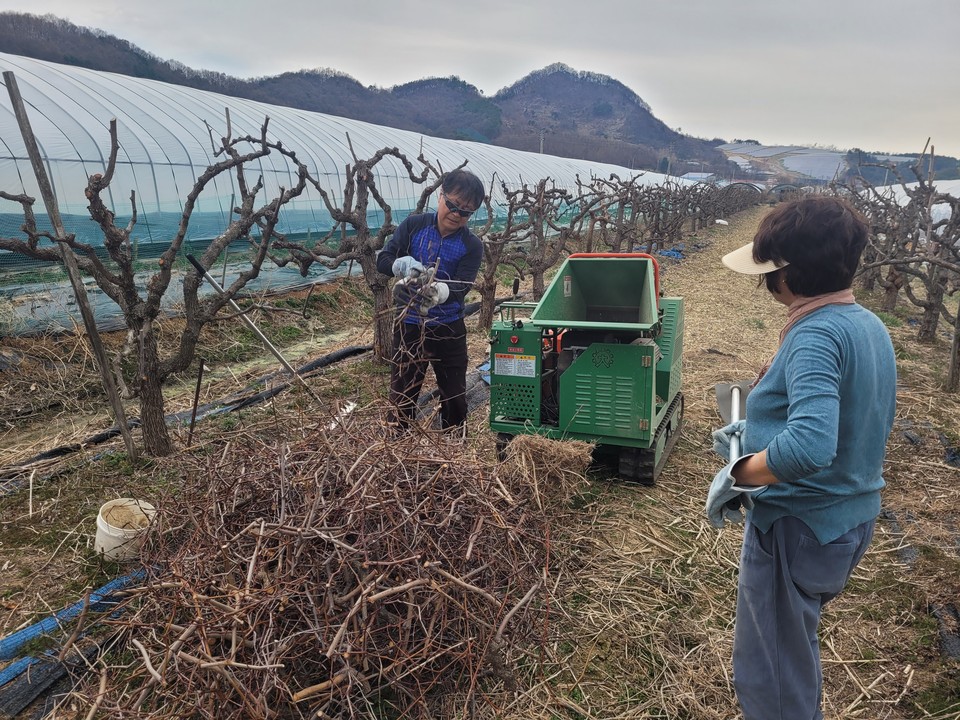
[488,253,684,484]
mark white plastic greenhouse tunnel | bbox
[0,51,682,331]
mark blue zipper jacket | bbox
[377,212,482,325]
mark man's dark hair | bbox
[441,169,485,209]
[754,195,869,296]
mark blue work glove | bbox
[391,256,425,279]
[705,456,762,529]
[711,419,746,459]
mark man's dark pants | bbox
[389,318,468,429]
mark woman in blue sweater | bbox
[707,196,897,720]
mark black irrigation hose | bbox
[203,345,374,414]
[1,292,520,481]
[295,345,373,374]
[0,645,100,717]
[5,420,144,467]
[0,346,373,485]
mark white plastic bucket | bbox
[95,498,156,561]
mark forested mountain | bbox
[0,12,732,173]
[493,64,716,170]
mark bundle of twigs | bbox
[68,415,591,719]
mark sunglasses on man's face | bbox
[442,193,476,218]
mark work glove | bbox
[711,419,746,459]
[705,455,764,529]
[419,281,449,310]
[391,256,425,279]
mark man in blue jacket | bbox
[376,169,485,432]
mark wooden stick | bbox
[83,668,108,720]
[3,71,137,459]
[57,589,91,662]
[132,638,163,685]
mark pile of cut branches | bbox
[67,415,592,719]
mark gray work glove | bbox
[393,268,445,309]
[706,460,753,528]
[418,281,449,310]
[711,419,746,459]
[391,256,425,279]
[705,454,766,529]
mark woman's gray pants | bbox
[734,516,875,720]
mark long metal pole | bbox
[4,71,138,460]
[186,255,320,402]
[728,386,742,462]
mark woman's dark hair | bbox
[753,195,869,296]
[441,169,485,209]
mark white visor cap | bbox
[721,242,789,275]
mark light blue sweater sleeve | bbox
[742,304,897,544]
[766,322,843,480]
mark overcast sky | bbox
[3,0,958,158]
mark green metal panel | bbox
[656,297,684,406]
[558,343,655,444]
[488,323,542,424]
[531,256,659,332]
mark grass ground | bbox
[1,204,959,718]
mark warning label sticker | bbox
[494,353,536,378]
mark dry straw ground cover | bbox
[0,203,959,718]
